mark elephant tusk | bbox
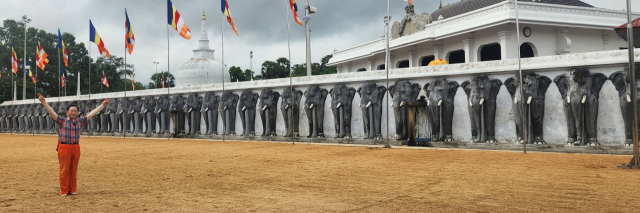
[131,110,135,113]
[527,97,532,105]
[205,108,209,112]
[479,98,484,106]
[188,108,193,113]
[358,102,361,108]
[581,95,586,104]
[242,106,246,111]
[514,98,518,104]
[143,110,147,113]
[427,100,430,106]
[310,104,314,109]
[627,94,632,103]
[284,105,289,109]
[336,103,341,108]
[224,107,227,110]
[437,99,442,106]
[262,105,267,111]
[366,102,371,108]
[567,97,570,104]
[400,101,405,107]
[469,100,473,107]
[118,110,123,114]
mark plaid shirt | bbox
[56,116,88,144]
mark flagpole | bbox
[124,38,128,139]
[10,60,13,135]
[625,0,639,166]
[33,61,36,136]
[167,4,171,140]
[285,0,294,145]
[384,0,390,148]
[58,44,61,103]
[88,41,91,137]
[514,0,527,153]
[221,12,226,143]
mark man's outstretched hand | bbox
[102,98,110,107]
[37,93,46,104]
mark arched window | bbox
[447,50,465,64]
[397,60,410,68]
[479,43,501,62]
[520,42,536,58]
[356,68,367,72]
[377,64,385,70]
[420,55,435,66]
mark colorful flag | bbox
[36,35,50,70]
[167,0,191,40]
[289,0,303,27]
[90,20,111,57]
[125,9,135,54]
[101,66,109,87]
[58,29,69,66]
[11,43,18,75]
[132,68,135,90]
[404,0,413,5]
[27,63,35,84]
[60,63,66,87]
[161,70,165,88]
[221,0,239,35]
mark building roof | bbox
[431,0,593,20]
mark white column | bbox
[77,72,81,96]
[463,34,475,63]
[433,40,443,60]
[556,27,571,55]
[368,58,376,71]
[389,51,395,69]
[336,66,342,73]
[602,30,609,51]
[408,46,417,67]
[345,63,352,73]
[498,30,516,60]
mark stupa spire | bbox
[199,10,209,49]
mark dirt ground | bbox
[1,134,639,212]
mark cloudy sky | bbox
[1,0,635,85]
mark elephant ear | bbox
[609,71,627,97]
[376,86,387,102]
[489,79,503,99]
[347,87,356,102]
[536,75,552,97]
[504,77,517,97]
[357,85,363,97]
[274,92,281,101]
[319,89,329,103]
[590,73,608,98]
[423,83,431,97]
[410,83,421,101]
[388,85,396,98]
[553,75,568,99]
[329,88,335,99]
[448,81,460,98]
[461,81,471,97]
[294,90,303,103]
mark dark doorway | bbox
[520,43,535,58]
[377,64,385,70]
[398,60,410,68]
[357,68,367,72]
[421,55,435,66]
[448,50,465,64]
[480,43,501,61]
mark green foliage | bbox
[149,72,175,89]
[260,57,291,80]
[228,66,256,82]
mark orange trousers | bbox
[57,143,80,195]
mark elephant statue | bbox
[185,93,202,135]
[259,89,280,137]
[104,99,119,133]
[281,87,303,137]
[169,95,187,134]
[78,101,89,133]
[304,86,329,138]
[155,95,171,135]
[89,100,101,133]
[14,105,22,132]
[462,75,503,143]
[329,84,356,138]
[219,91,239,135]
[57,102,69,119]
[202,92,219,135]
[141,96,156,134]
[0,106,5,131]
[423,78,460,142]
[238,90,259,136]
[35,104,45,133]
[554,68,608,146]
[129,97,144,134]
[357,82,387,139]
[388,80,421,141]
[504,73,552,144]
[116,98,131,133]
[29,104,38,133]
[610,67,640,146]
[23,105,32,133]
[19,105,27,132]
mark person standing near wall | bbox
[37,93,109,197]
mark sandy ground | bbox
[0,134,639,212]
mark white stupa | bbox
[176,11,229,87]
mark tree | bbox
[287,54,338,77]
[260,57,290,79]
[228,66,256,82]
[149,72,175,89]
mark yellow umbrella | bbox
[428,59,449,66]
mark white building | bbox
[327,0,633,72]
[175,11,229,87]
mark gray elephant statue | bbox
[104,99,119,133]
[610,67,640,146]
[155,95,171,135]
[554,68,608,146]
[304,86,329,138]
[24,104,33,132]
[129,97,144,134]
[0,106,5,131]
[259,89,280,137]
[281,87,303,137]
[202,92,219,135]
[423,78,459,142]
[29,104,38,133]
[116,98,131,133]
[89,100,101,133]
[357,82,387,139]
[219,91,239,135]
[169,95,187,134]
[141,96,156,134]
[57,102,69,119]
[329,84,356,138]
[462,75,503,143]
[238,90,259,136]
[185,93,202,135]
[389,80,421,141]
[505,72,552,144]
[34,104,44,133]
[15,105,23,132]
[77,101,89,133]
[19,105,27,132]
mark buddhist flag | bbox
[125,9,135,54]
[132,68,135,90]
[90,20,111,57]
[60,63,66,87]
[58,29,69,66]
[221,0,239,35]
[101,66,109,87]
[36,35,50,70]
[11,43,18,75]
[161,70,165,88]
[167,0,191,40]
[404,0,413,5]
[289,0,303,27]
[27,62,35,84]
